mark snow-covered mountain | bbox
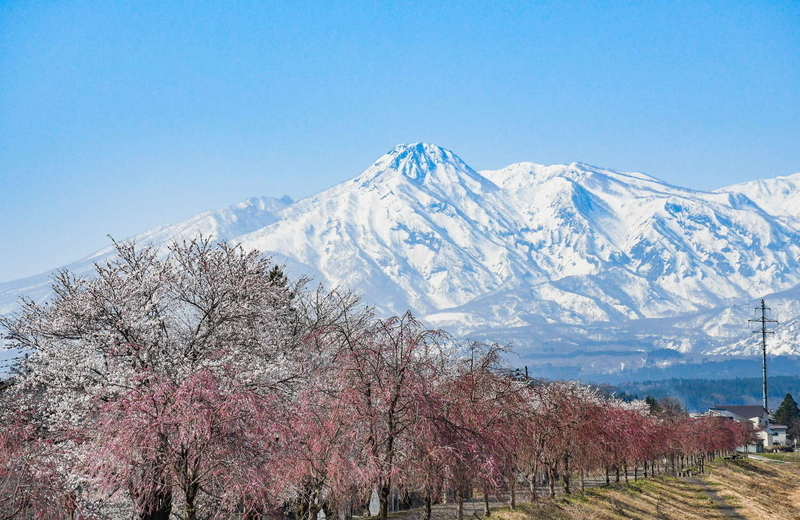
[0,195,292,317]
[3,143,800,377]
[236,143,536,314]
[717,173,800,230]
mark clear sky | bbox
[1,0,798,283]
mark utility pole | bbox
[749,299,777,413]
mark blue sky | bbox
[1,0,798,283]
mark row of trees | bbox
[0,239,757,519]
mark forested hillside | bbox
[613,376,800,411]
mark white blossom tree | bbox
[2,238,303,519]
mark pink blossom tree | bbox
[438,344,522,516]
[2,238,302,518]
[275,369,370,520]
[332,312,449,520]
[0,413,85,520]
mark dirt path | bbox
[748,453,788,463]
[684,477,745,519]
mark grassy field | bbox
[704,454,800,519]
[758,451,800,462]
[485,455,800,520]
[489,477,725,520]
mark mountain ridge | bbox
[3,143,800,378]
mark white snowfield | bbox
[2,143,799,373]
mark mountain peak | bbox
[354,143,496,193]
[382,142,467,181]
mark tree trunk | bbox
[400,489,412,510]
[139,488,172,520]
[185,482,199,520]
[456,490,464,520]
[548,466,556,498]
[509,476,516,509]
[322,503,336,520]
[563,456,571,495]
[134,463,172,520]
[294,500,306,520]
[379,484,391,520]
[483,485,490,517]
[424,494,432,520]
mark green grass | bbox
[758,451,800,462]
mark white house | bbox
[709,404,787,449]
[770,424,788,446]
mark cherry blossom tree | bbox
[403,407,448,520]
[332,312,449,520]
[0,412,87,520]
[275,369,369,520]
[439,344,522,516]
[2,238,301,518]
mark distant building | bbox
[709,404,787,450]
[770,424,788,446]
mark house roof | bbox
[711,405,767,419]
[771,424,788,430]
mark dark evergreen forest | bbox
[610,376,800,412]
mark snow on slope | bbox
[476,161,800,321]
[0,196,291,317]
[236,143,540,314]
[717,172,800,228]
[3,143,800,373]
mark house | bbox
[770,424,788,446]
[709,404,787,450]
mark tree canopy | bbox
[0,238,759,520]
[774,393,800,441]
